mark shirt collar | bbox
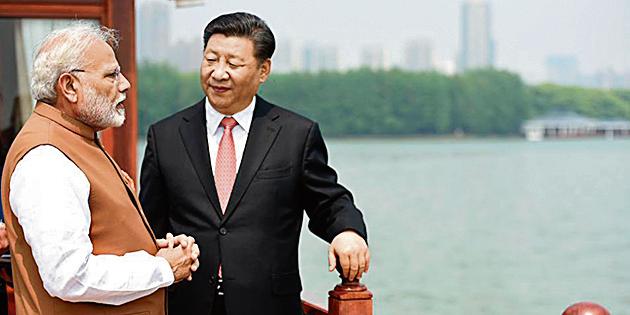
[205,96,256,135]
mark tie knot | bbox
[221,117,238,130]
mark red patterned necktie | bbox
[215,117,238,213]
[215,117,237,280]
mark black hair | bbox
[203,12,275,63]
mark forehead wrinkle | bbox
[83,40,119,72]
[206,37,254,59]
[205,47,242,58]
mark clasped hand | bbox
[156,233,200,282]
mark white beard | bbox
[77,85,126,129]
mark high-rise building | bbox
[272,40,297,73]
[137,0,171,63]
[167,38,203,72]
[272,41,340,73]
[403,38,433,71]
[318,45,339,72]
[360,45,387,70]
[545,55,580,86]
[301,43,339,73]
[302,43,319,73]
[458,0,494,72]
[581,69,630,89]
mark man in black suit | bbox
[140,12,369,315]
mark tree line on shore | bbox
[138,62,630,137]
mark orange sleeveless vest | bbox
[1,103,166,315]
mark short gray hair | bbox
[31,22,120,104]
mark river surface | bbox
[138,137,630,315]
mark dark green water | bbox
[139,138,630,314]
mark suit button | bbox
[219,227,228,235]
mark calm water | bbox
[138,138,630,315]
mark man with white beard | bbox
[0,23,200,315]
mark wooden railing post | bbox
[327,276,373,315]
[562,302,610,315]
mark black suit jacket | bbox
[140,96,367,315]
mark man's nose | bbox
[211,62,229,81]
[118,73,131,92]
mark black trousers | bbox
[0,281,6,315]
[211,293,226,315]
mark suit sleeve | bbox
[140,125,171,239]
[301,123,367,243]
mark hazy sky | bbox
[143,0,630,83]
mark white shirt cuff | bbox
[156,256,175,286]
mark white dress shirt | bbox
[205,96,255,175]
[9,145,174,305]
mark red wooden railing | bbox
[302,276,373,315]
[302,300,328,315]
[300,278,612,315]
[3,272,615,315]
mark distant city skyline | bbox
[546,55,580,86]
[137,0,170,63]
[404,38,433,72]
[458,0,494,72]
[137,0,630,84]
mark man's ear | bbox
[259,58,271,83]
[57,73,79,103]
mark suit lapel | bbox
[179,100,223,218]
[222,98,280,223]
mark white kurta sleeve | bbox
[9,145,174,305]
